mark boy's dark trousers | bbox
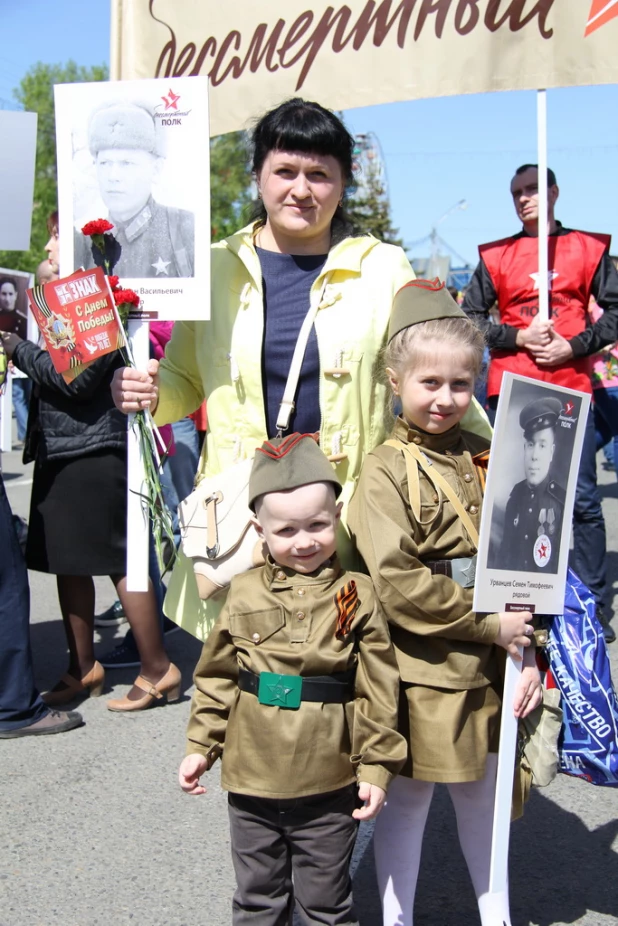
[228,785,360,926]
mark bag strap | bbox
[275,280,328,433]
[385,438,479,549]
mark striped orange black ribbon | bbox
[334,580,360,639]
[472,449,490,493]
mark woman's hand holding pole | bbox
[112,359,160,414]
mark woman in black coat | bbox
[1,331,180,712]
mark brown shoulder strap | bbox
[385,438,479,549]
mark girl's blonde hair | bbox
[384,316,486,383]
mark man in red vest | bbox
[463,164,618,643]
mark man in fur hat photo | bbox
[73,100,195,279]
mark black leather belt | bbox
[238,667,355,704]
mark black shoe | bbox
[98,641,140,669]
[596,606,616,644]
[94,600,127,628]
[0,709,84,738]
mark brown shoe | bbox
[43,661,105,706]
[0,710,84,738]
[107,663,182,712]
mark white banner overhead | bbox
[111,0,618,136]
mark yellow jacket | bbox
[155,225,490,639]
[156,225,413,638]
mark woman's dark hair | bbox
[249,98,357,242]
[0,276,17,293]
[47,210,59,236]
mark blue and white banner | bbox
[547,569,618,787]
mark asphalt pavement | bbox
[1,430,617,926]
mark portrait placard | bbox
[54,77,210,322]
[0,111,37,251]
[474,373,590,616]
[0,267,37,346]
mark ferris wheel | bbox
[352,132,389,199]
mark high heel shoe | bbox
[106,663,182,712]
[43,662,105,706]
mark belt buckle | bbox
[258,672,302,709]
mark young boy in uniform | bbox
[179,432,406,926]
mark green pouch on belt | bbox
[258,672,302,709]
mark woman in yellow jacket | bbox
[112,97,489,639]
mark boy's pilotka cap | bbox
[519,397,562,438]
[248,433,342,512]
[388,278,466,342]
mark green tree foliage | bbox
[0,61,107,274]
[209,131,253,242]
[346,154,402,247]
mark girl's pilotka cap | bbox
[388,278,466,342]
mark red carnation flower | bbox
[108,275,120,290]
[114,288,140,307]
[82,219,114,236]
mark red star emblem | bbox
[585,0,618,36]
[162,88,181,111]
[538,542,548,559]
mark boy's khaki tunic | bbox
[348,417,502,782]
[186,557,407,799]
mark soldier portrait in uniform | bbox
[489,397,566,573]
[485,378,584,577]
[55,77,210,320]
[0,270,32,341]
[475,373,589,615]
[72,100,195,280]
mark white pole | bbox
[485,650,523,925]
[126,319,150,592]
[537,90,549,323]
[0,373,13,452]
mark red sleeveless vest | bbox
[480,230,610,397]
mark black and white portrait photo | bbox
[474,373,590,616]
[0,269,34,341]
[55,77,210,321]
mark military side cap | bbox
[519,397,562,437]
[388,278,466,342]
[248,433,342,512]
[89,102,162,157]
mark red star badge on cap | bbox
[585,0,618,36]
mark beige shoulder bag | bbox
[178,295,322,600]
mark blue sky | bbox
[2,0,618,267]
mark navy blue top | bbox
[258,247,327,438]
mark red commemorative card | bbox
[27,267,126,382]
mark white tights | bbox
[373,756,510,926]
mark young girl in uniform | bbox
[347,279,542,926]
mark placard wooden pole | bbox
[537,89,549,323]
[484,649,523,925]
[0,373,13,452]
[126,319,150,592]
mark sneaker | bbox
[596,606,616,645]
[98,641,140,669]
[94,600,127,628]
[0,709,84,738]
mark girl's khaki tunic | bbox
[348,417,502,783]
